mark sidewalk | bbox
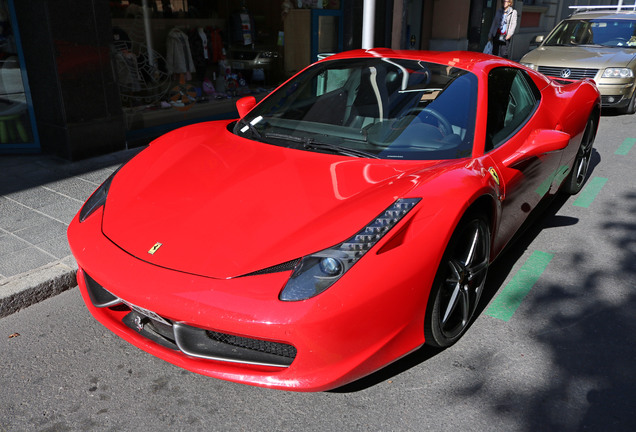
[0,148,143,318]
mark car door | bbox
[482,67,564,254]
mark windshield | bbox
[544,18,636,47]
[233,58,478,161]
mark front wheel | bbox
[562,115,596,195]
[617,90,636,115]
[424,215,490,348]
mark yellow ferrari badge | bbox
[488,167,500,185]
[148,242,163,255]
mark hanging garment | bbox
[166,28,196,74]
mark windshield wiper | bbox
[263,132,309,145]
[263,132,379,159]
[303,141,380,159]
[237,118,262,139]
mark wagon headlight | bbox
[279,198,420,301]
[79,168,119,222]
[602,68,634,78]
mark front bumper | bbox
[68,209,431,391]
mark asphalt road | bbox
[1,112,635,432]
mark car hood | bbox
[522,45,636,69]
[102,121,441,279]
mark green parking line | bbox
[573,177,608,208]
[485,251,554,322]
[615,138,636,156]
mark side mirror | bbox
[236,96,256,118]
[533,35,545,45]
[504,129,570,168]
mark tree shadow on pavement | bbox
[339,153,636,430]
[445,190,636,431]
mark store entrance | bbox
[468,0,497,52]
[0,0,39,153]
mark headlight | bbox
[602,68,634,78]
[520,62,537,71]
[78,168,119,222]
[279,198,421,301]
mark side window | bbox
[486,68,540,151]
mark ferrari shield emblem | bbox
[148,242,163,255]
[488,167,500,185]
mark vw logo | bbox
[560,69,572,78]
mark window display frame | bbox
[0,0,40,153]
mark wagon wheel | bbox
[617,90,636,115]
[425,214,490,348]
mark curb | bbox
[0,257,78,318]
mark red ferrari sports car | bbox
[68,49,600,391]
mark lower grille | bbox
[83,270,296,368]
[174,324,297,367]
[207,330,297,360]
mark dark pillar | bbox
[15,0,126,160]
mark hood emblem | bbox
[148,242,163,255]
[560,69,571,78]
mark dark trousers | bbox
[493,38,511,58]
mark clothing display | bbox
[166,27,196,75]
[188,26,225,79]
[107,3,280,135]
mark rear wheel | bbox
[424,214,490,348]
[562,115,596,195]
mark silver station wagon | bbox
[520,5,636,114]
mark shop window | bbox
[0,0,37,152]
[108,1,342,139]
[109,1,286,136]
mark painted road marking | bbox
[573,177,608,208]
[615,137,635,156]
[485,251,554,322]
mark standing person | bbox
[488,0,518,58]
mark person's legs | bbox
[499,40,510,58]
[492,39,501,56]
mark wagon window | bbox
[486,68,540,151]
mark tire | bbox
[562,115,596,195]
[617,90,636,115]
[424,214,490,348]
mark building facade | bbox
[1,0,621,160]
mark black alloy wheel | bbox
[425,215,490,348]
[563,115,596,195]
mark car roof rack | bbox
[569,2,636,14]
